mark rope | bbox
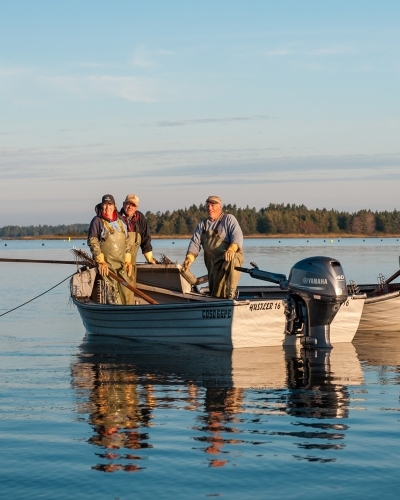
[0,273,75,318]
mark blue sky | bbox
[1,1,399,225]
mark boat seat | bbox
[136,263,192,294]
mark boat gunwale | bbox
[364,289,400,304]
[71,295,256,311]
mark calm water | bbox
[1,239,400,499]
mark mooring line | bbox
[0,274,75,318]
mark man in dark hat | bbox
[87,194,133,305]
[181,195,244,299]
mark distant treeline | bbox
[2,204,400,237]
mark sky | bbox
[1,0,399,225]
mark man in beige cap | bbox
[119,194,158,295]
[181,195,244,299]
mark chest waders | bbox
[127,228,141,290]
[200,215,244,299]
[101,219,134,305]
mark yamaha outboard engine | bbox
[236,256,348,348]
[286,256,347,347]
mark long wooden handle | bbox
[0,257,158,305]
[0,258,76,264]
[370,268,400,297]
[106,269,158,305]
[384,269,400,286]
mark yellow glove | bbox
[123,253,133,277]
[144,251,158,264]
[181,253,195,272]
[224,243,238,262]
[95,253,109,277]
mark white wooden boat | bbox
[354,283,400,333]
[71,257,366,349]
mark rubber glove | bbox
[144,251,159,264]
[224,243,238,262]
[181,253,195,272]
[123,253,133,277]
[95,253,109,277]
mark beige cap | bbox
[124,194,139,206]
[206,195,221,205]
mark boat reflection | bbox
[354,331,400,367]
[286,344,364,419]
[71,336,364,471]
[353,331,400,386]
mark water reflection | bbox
[354,331,400,367]
[194,387,245,468]
[354,331,400,387]
[71,337,366,471]
[286,345,363,419]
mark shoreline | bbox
[1,233,400,241]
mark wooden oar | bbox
[104,269,158,305]
[0,256,158,305]
[383,269,400,286]
[70,248,159,305]
[0,258,76,264]
[370,268,400,297]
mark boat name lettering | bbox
[303,277,328,285]
[202,309,232,319]
[249,302,276,311]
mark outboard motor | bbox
[236,256,348,348]
[286,256,347,347]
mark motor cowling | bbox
[287,256,348,348]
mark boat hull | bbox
[72,296,288,348]
[357,290,400,333]
[330,295,366,342]
[72,292,364,349]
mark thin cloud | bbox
[41,74,159,102]
[158,49,175,56]
[310,46,354,56]
[1,148,399,185]
[156,115,274,127]
[265,45,354,57]
[159,169,400,188]
[130,45,156,68]
[87,75,158,102]
[0,66,34,78]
